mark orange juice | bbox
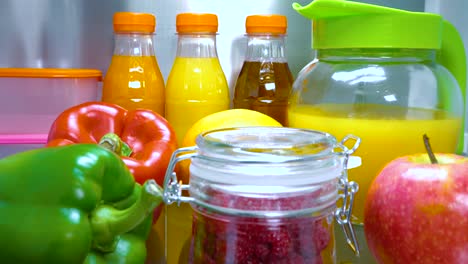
[288,104,462,224]
[165,57,230,145]
[102,55,165,115]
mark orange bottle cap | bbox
[246,15,287,35]
[113,12,156,33]
[176,13,218,33]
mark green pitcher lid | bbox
[293,0,443,49]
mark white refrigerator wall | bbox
[425,0,468,153]
[0,0,425,86]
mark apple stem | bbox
[423,134,438,164]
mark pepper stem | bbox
[98,133,132,157]
[423,134,438,164]
[90,180,163,252]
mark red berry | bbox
[289,253,307,264]
[258,228,293,258]
[313,220,330,252]
[254,243,270,260]
[193,188,334,263]
[234,241,255,263]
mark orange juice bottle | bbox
[164,13,229,264]
[102,12,165,115]
[165,13,230,145]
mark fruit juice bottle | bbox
[233,15,293,126]
[166,58,229,145]
[165,13,229,146]
[164,13,229,264]
[102,12,165,116]
[288,103,462,223]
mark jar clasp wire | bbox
[162,146,198,205]
[335,134,361,256]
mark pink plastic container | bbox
[0,134,47,159]
[0,68,102,134]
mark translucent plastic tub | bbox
[0,68,102,134]
[0,134,47,159]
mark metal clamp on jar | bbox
[163,126,361,263]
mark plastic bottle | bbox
[102,12,165,115]
[233,15,293,126]
[164,13,230,264]
[165,13,230,146]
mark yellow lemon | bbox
[178,109,282,183]
[182,109,282,147]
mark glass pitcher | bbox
[289,0,466,263]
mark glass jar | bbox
[163,127,362,264]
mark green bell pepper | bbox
[84,182,153,264]
[0,144,163,264]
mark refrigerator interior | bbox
[3,0,466,153]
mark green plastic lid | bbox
[293,0,444,49]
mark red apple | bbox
[364,151,468,264]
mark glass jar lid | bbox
[189,127,345,187]
[195,126,337,163]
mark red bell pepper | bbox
[47,101,178,186]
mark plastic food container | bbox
[0,134,47,159]
[163,127,362,264]
[0,68,102,134]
